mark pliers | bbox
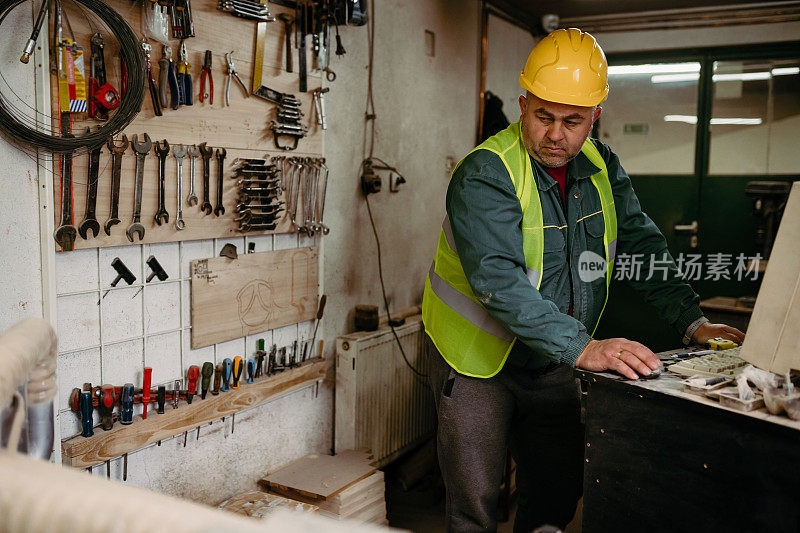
[225,51,249,107]
[177,40,193,105]
[158,44,180,110]
[200,50,213,104]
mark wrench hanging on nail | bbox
[153,140,170,225]
[214,148,227,216]
[79,137,102,239]
[173,144,187,230]
[127,134,152,242]
[186,144,199,206]
[198,142,214,214]
[54,113,77,251]
[105,134,129,236]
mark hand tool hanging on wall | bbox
[173,380,181,409]
[201,362,213,399]
[101,257,135,301]
[78,139,102,239]
[54,113,77,251]
[306,294,326,361]
[98,385,115,430]
[186,144,200,206]
[153,139,170,225]
[146,255,169,282]
[232,356,243,389]
[156,385,166,414]
[79,390,93,438]
[141,40,163,117]
[127,133,151,242]
[178,41,193,105]
[296,0,308,92]
[88,33,120,120]
[212,364,222,395]
[186,365,200,404]
[199,142,214,214]
[224,51,249,106]
[170,0,195,38]
[217,0,275,21]
[312,87,328,130]
[120,383,134,424]
[158,44,180,110]
[222,358,232,392]
[142,367,152,419]
[278,13,294,72]
[247,359,255,384]
[199,50,213,104]
[104,134,128,236]
[173,144,187,229]
[214,148,226,216]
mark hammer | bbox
[278,13,294,73]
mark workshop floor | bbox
[385,470,582,532]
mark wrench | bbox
[198,142,214,214]
[316,160,330,234]
[127,134,152,242]
[78,141,102,239]
[104,134,129,236]
[173,144,186,230]
[186,144,199,206]
[214,148,227,216]
[153,139,170,225]
[54,116,77,251]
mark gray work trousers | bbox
[426,336,584,533]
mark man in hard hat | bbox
[421,28,745,532]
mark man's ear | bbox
[592,106,603,123]
[518,94,527,118]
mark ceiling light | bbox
[651,73,700,83]
[608,63,700,75]
[772,67,800,76]
[663,115,763,125]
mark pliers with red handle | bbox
[200,50,213,104]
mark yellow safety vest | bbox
[422,121,618,378]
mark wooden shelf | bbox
[61,358,327,468]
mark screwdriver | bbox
[222,358,232,391]
[142,367,152,419]
[232,356,243,389]
[98,384,115,431]
[79,390,94,438]
[255,339,266,377]
[186,365,200,404]
[200,362,213,399]
[173,380,181,409]
[212,364,222,395]
[120,383,134,425]
[247,359,255,384]
[156,385,166,446]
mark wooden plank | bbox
[61,358,326,468]
[261,450,376,502]
[52,0,326,251]
[740,182,800,374]
[190,247,318,348]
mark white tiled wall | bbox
[55,233,326,502]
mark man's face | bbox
[518,93,602,168]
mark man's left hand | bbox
[692,322,745,346]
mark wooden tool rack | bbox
[52,0,323,251]
[62,357,326,468]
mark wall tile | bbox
[182,328,214,368]
[180,240,214,279]
[101,338,143,385]
[145,331,182,386]
[99,245,142,288]
[101,286,143,343]
[56,248,98,295]
[56,293,100,352]
[144,281,181,334]
[57,347,101,398]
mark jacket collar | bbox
[528,142,602,192]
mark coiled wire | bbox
[0,0,143,153]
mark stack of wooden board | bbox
[259,450,387,526]
[218,490,319,518]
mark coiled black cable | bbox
[0,0,144,152]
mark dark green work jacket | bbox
[445,137,704,370]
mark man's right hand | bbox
[575,338,660,380]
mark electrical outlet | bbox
[389,174,406,192]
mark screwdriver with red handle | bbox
[142,367,152,419]
[186,365,200,404]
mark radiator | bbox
[335,314,435,467]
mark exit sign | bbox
[623,123,649,135]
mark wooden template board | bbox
[51,0,324,251]
[260,449,376,502]
[190,247,318,348]
[740,181,800,374]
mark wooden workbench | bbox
[577,363,800,532]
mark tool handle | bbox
[222,358,232,391]
[247,359,255,384]
[187,365,200,403]
[158,57,169,108]
[232,356,243,389]
[142,367,152,419]
[201,362,213,399]
[79,391,94,438]
[156,385,166,413]
[183,66,193,105]
[212,364,222,395]
[169,61,180,109]
[98,385,114,431]
[120,384,134,425]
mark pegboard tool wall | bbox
[52,2,328,454]
[52,0,324,250]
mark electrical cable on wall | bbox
[360,0,426,378]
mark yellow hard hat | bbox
[519,28,609,107]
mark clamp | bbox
[200,50,213,104]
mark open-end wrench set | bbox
[281,155,330,236]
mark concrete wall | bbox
[484,14,535,124]
[323,0,481,339]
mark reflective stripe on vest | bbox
[422,121,617,378]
